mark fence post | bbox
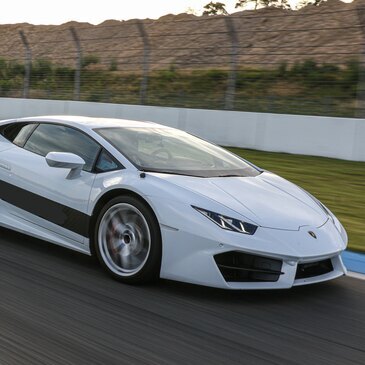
[19,30,31,99]
[224,16,238,111]
[136,20,150,105]
[356,6,365,118]
[70,27,82,101]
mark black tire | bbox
[94,195,162,284]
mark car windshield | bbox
[96,127,261,178]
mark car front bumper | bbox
[159,218,347,290]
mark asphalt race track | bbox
[0,228,364,365]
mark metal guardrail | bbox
[0,97,365,162]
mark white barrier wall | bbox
[0,97,364,162]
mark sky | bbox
[1,0,352,25]
[1,0,291,25]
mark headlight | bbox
[192,206,258,235]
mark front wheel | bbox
[94,196,162,284]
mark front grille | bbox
[214,251,283,283]
[295,259,333,280]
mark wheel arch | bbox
[89,188,160,256]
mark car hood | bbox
[152,171,327,231]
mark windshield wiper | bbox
[215,174,242,177]
[139,169,198,177]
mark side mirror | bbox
[46,152,85,179]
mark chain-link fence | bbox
[1,3,365,117]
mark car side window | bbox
[23,124,101,172]
[95,149,121,173]
[0,123,38,147]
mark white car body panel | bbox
[0,116,348,289]
[0,145,94,243]
[146,172,328,230]
[0,199,89,254]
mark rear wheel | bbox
[94,195,161,284]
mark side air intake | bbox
[214,251,283,283]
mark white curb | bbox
[347,271,365,281]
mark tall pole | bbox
[356,5,365,118]
[137,20,150,105]
[70,27,82,101]
[19,30,31,99]
[224,16,238,111]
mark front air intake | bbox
[295,259,333,279]
[214,251,283,283]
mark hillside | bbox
[0,0,363,71]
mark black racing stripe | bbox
[0,180,90,238]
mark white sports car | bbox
[0,116,347,289]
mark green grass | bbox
[228,148,365,253]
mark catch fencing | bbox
[1,3,365,118]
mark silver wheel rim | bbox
[98,203,151,276]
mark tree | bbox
[297,0,325,8]
[109,58,118,72]
[235,0,291,10]
[203,2,229,15]
[235,0,259,10]
[186,7,199,16]
[81,54,100,69]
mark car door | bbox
[0,122,101,247]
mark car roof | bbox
[0,115,165,130]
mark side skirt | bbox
[0,201,91,255]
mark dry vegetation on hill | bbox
[0,0,362,71]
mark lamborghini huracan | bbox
[0,116,348,289]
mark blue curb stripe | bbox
[342,251,365,274]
